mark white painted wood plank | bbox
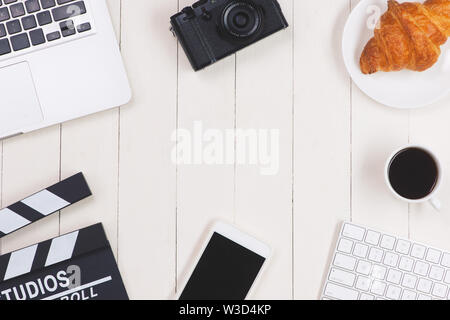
[233,0,293,300]
[293,0,351,300]
[175,0,237,296]
[351,86,409,235]
[0,127,61,254]
[409,98,450,250]
[59,111,120,255]
[59,0,121,258]
[119,0,178,299]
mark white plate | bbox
[343,0,450,109]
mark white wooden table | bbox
[1,0,450,300]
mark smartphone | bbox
[177,222,271,300]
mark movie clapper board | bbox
[0,223,128,300]
[0,173,128,300]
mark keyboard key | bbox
[371,265,387,280]
[414,261,430,276]
[45,30,59,41]
[395,239,411,255]
[333,253,356,271]
[426,248,441,264]
[411,244,426,259]
[401,290,417,300]
[0,7,10,22]
[0,37,11,55]
[432,283,447,298]
[380,235,396,250]
[402,274,417,289]
[365,230,380,245]
[360,293,374,300]
[76,22,90,33]
[370,281,386,296]
[3,0,18,4]
[418,294,432,300]
[40,0,55,9]
[398,256,414,272]
[337,238,353,254]
[6,19,21,34]
[417,278,432,293]
[387,269,402,285]
[25,0,40,13]
[57,0,74,3]
[429,265,444,281]
[386,285,402,300]
[324,283,358,300]
[355,276,371,291]
[444,270,450,284]
[10,32,29,51]
[356,260,371,275]
[21,15,36,30]
[36,10,51,25]
[383,252,399,267]
[10,2,25,18]
[60,19,75,37]
[441,253,450,268]
[29,28,44,45]
[353,243,368,258]
[368,247,383,263]
[329,268,355,287]
[0,24,5,37]
[342,224,365,241]
[52,1,86,21]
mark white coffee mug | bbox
[384,145,442,211]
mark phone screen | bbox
[179,232,266,300]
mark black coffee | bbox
[388,148,438,200]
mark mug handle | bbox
[430,198,442,212]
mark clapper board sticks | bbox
[0,223,128,300]
[0,172,92,237]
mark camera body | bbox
[170,0,288,71]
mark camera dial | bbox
[221,1,262,39]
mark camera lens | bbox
[222,1,262,38]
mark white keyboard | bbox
[322,222,450,300]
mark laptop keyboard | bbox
[0,0,93,60]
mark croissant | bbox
[360,0,450,74]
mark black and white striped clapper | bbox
[0,173,91,238]
[0,223,128,300]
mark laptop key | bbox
[10,32,30,51]
[0,7,10,22]
[3,0,17,4]
[52,1,85,21]
[76,22,90,33]
[57,0,74,4]
[46,30,60,41]
[0,38,10,55]
[40,0,55,9]
[10,2,25,18]
[29,28,45,45]
[0,24,5,37]
[22,15,37,30]
[60,19,75,37]
[6,19,21,34]
[25,0,40,13]
[37,10,51,25]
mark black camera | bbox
[170,0,288,71]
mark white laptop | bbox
[0,0,131,139]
